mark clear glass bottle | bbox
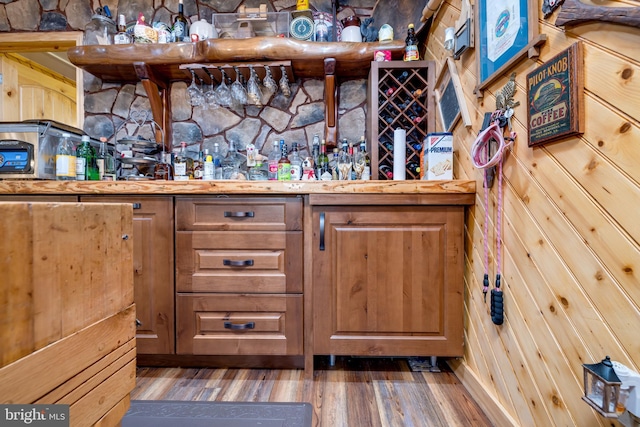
[267,140,280,180]
[329,147,339,180]
[311,134,320,177]
[337,139,352,180]
[222,140,241,179]
[97,137,117,180]
[193,150,204,180]
[358,136,371,180]
[113,14,132,44]
[211,143,223,180]
[289,142,302,180]
[277,143,291,181]
[76,135,99,181]
[84,13,117,45]
[203,152,214,180]
[174,141,189,180]
[55,132,76,181]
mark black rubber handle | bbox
[319,212,325,251]
[224,211,255,218]
[223,259,254,267]
[224,321,255,330]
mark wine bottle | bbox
[173,0,189,42]
[404,23,419,61]
[379,164,393,180]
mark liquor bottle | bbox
[318,139,329,177]
[211,143,223,180]
[356,136,370,180]
[55,132,76,181]
[174,141,189,180]
[267,140,280,180]
[329,147,340,180]
[113,14,132,44]
[337,139,352,180]
[203,152,214,180]
[222,140,241,179]
[311,134,320,175]
[348,142,357,180]
[289,142,302,180]
[193,150,204,179]
[97,137,116,180]
[277,143,291,181]
[404,23,419,61]
[379,164,393,180]
[154,152,174,180]
[76,135,99,180]
[173,0,189,42]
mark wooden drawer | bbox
[176,196,303,231]
[176,293,303,356]
[176,231,303,293]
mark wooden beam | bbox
[555,0,640,28]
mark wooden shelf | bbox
[67,37,406,83]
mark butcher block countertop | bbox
[0,179,476,199]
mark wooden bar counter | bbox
[0,179,475,374]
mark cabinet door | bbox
[81,196,175,354]
[312,205,464,357]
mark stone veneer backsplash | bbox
[1,0,376,161]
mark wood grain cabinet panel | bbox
[81,195,175,355]
[312,204,465,357]
[176,196,303,357]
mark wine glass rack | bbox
[367,61,436,180]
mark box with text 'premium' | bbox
[422,132,453,180]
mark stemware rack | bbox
[179,61,294,86]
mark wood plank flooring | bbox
[131,357,494,427]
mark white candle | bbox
[393,128,406,180]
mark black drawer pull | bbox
[132,203,142,209]
[224,211,255,218]
[224,321,255,330]
[319,212,325,251]
[223,259,255,267]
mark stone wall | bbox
[1,0,376,160]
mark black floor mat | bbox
[121,400,312,427]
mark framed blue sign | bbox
[474,0,546,96]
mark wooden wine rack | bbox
[367,61,436,180]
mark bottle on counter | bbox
[113,14,132,44]
[154,151,174,180]
[337,139,352,180]
[357,136,371,180]
[97,137,117,180]
[222,140,242,179]
[55,132,77,181]
[318,139,330,179]
[174,141,190,181]
[311,134,320,176]
[404,23,420,61]
[193,150,204,180]
[173,0,189,42]
[277,143,291,181]
[76,135,99,181]
[203,152,214,180]
[289,142,302,180]
[267,140,280,180]
[329,147,339,180]
[211,143,223,180]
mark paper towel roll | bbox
[393,128,406,180]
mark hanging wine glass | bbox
[215,68,232,108]
[246,66,263,107]
[203,67,219,109]
[187,68,204,107]
[279,65,291,97]
[230,66,248,108]
[262,65,277,96]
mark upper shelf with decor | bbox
[67,37,406,83]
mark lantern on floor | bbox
[582,356,622,418]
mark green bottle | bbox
[76,135,99,180]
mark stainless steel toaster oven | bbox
[0,120,89,180]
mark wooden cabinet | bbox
[310,195,466,358]
[367,61,436,180]
[81,195,175,355]
[175,196,303,356]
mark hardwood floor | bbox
[131,356,494,427]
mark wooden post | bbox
[324,58,338,149]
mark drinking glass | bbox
[203,68,219,109]
[246,66,263,107]
[262,65,277,96]
[230,66,248,108]
[215,68,232,108]
[187,69,204,107]
[279,65,291,97]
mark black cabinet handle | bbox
[224,321,255,330]
[224,211,255,218]
[319,212,325,251]
[223,259,255,267]
[132,203,142,209]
